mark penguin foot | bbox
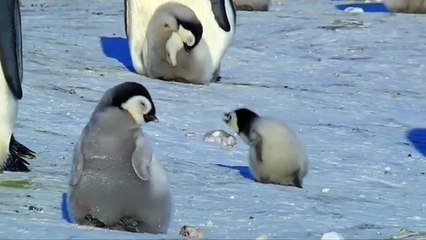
[4,135,36,172]
[118,217,139,233]
[213,75,222,82]
[84,215,107,228]
[256,176,270,183]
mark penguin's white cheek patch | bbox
[165,32,184,67]
[122,96,152,124]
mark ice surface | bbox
[0,0,425,239]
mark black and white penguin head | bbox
[159,3,203,53]
[224,108,259,138]
[106,82,158,125]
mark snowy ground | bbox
[0,0,425,239]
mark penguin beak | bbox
[223,112,231,124]
[145,114,159,123]
[183,44,191,54]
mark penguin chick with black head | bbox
[68,82,171,234]
[224,108,308,188]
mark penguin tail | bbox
[292,170,303,188]
[4,135,36,172]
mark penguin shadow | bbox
[215,164,256,181]
[406,128,426,157]
[335,2,389,12]
[99,37,135,73]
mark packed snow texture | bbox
[0,0,425,239]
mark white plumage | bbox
[0,65,18,169]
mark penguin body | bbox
[68,82,171,233]
[125,0,236,84]
[224,108,308,187]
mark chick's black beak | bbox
[223,113,231,124]
[183,43,192,53]
[145,114,159,123]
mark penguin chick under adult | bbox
[125,0,236,84]
[223,108,308,187]
[0,0,36,172]
[68,82,171,234]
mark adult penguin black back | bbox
[0,0,35,172]
[125,0,236,85]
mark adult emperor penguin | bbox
[0,0,35,172]
[125,0,236,85]
[224,108,308,187]
[68,82,171,233]
[383,0,426,13]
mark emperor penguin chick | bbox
[68,82,171,233]
[224,108,308,187]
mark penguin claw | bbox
[4,135,36,172]
[119,217,139,232]
[84,215,106,228]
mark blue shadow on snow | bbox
[335,2,390,12]
[61,192,74,223]
[99,37,135,72]
[216,164,255,181]
[407,128,426,157]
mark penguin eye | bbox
[164,24,169,28]
[140,101,146,110]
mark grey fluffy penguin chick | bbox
[224,108,308,187]
[68,82,171,233]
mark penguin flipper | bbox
[4,134,35,172]
[131,135,153,181]
[70,136,84,186]
[0,0,23,99]
[210,0,233,32]
[250,130,263,163]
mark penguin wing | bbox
[131,134,153,181]
[124,0,128,37]
[0,0,23,99]
[70,136,84,186]
[250,130,263,163]
[210,0,234,32]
